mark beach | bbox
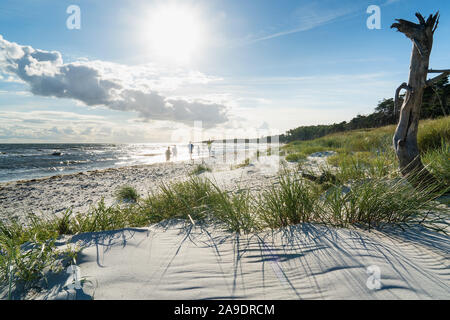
[1,152,448,300]
[0,153,284,223]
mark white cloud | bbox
[0,110,180,143]
[0,35,228,127]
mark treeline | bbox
[279,76,449,143]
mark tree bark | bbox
[391,12,440,187]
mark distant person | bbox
[165,146,171,162]
[172,145,178,159]
[188,142,194,160]
[207,139,213,157]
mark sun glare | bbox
[147,4,204,63]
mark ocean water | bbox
[0,142,271,183]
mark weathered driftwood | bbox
[390,12,447,187]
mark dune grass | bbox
[318,174,448,230]
[0,215,73,295]
[284,116,450,183]
[278,116,450,231]
[190,163,212,175]
[422,140,450,186]
[258,168,447,230]
[142,177,216,222]
[257,170,319,228]
[326,150,399,183]
[283,116,449,156]
[234,158,251,169]
[417,117,450,154]
[208,184,256,233]
[115,185,139,203]
[285,152,306,163]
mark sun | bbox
[146,4,204,63]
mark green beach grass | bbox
[115,185,140,203]
[190,163,212,175]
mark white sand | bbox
[21,220,449,300]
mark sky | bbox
[0,0,449,143]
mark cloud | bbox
[0,110,180,143]
[246,2,356,44]
[244,0,401,45]
[0,35,228,127]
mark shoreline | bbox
[0,159,192,186]
[0,141,276,185]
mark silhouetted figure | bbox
[188,142,194,160]
[207,139,213,157]
[257,138,260,160]
[234,138,237,162]
[223,139,227,163]
[165,146,171,162]
[172,145,178,159]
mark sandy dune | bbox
[26,220,449,300]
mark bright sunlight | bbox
[146,4,204,63]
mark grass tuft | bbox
[234,158,250,169]
[285,153,306,162]
[258,170,319,228]
[115,186,139,203]
[209,182,256,233]
[319,175,448,230]
[190,164,212,175]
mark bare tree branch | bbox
[415,12,426,25]
[428,69,450,73]
[431,85,447,117]
[394,82,413,116]
[432,14,440,33]
[425,71,450,87]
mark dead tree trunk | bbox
[391,12,449,187]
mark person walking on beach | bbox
[165,146,171,162]
[188,142,194,160]
[207,139,213,157]
[172,145,178,159]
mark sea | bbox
[0,142,272,183]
